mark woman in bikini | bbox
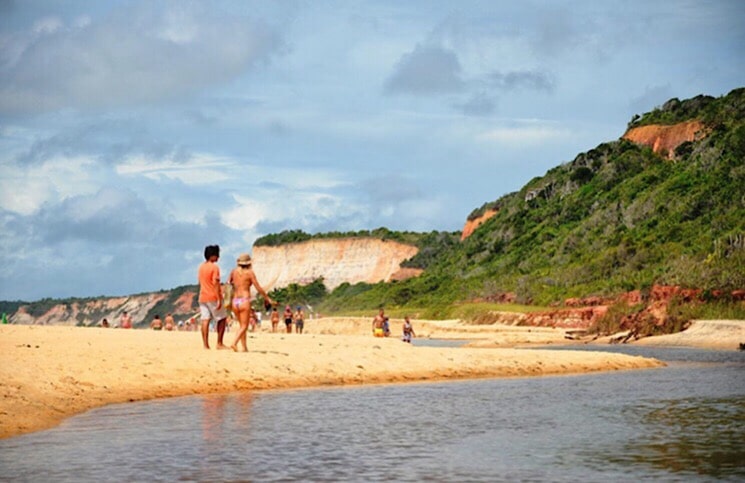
[228,253,275,352]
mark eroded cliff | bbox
[9,290,198,327]
[461,208,499,240]
[622,120,708,157]
[253,237,421,291]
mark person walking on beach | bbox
[402,316,415,343]
[271,307,280,333]
[372,308,385,337]
[198,244,228,350]
[228,253,275,352]
[284,305,293,333]
[293,306,305,334]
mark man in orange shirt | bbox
[198,244,228,349]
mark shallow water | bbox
[1,346,743,482]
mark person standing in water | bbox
[198,245,228,350]
[228,253,275,352]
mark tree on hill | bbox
[319,88,745,310]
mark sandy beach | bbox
[0,319,668,440]
[630,319,745,350]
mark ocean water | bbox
[1,346,743,482]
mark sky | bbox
[0,0,743,301]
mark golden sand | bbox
[0,318,673,439]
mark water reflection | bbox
[620,397,745,478]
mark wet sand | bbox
[0,320,668,439]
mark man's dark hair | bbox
[204,245,220,260]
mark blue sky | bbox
[1,0,743,301]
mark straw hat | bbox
[236,253,252,267]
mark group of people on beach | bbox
[149,313,177,331]
[102,244,416,347]
[372,308,416,342]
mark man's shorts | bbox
[374,327,384,337]
[199,302,228,322]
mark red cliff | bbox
[622,120,708,158]
[461,209,498,240]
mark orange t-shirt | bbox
[198,261,221,303]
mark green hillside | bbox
[7,89,744,324]
[318,88,745,312]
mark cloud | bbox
[0,154,101,214]
[0,2,284,114]
[30,187,230,247]
[488,70,556,92]
[13,118,147,166]
[0,188,242,299]
[116,152,233,185]
[454,92,497,116]
[477,122,570,146]
[384,44,465,95]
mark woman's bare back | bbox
[230,267,257,298]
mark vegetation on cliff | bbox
[315,88,745,315]
[627,87,744,128]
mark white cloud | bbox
[32,16,63,35]
[116,153,233,185]
[477,122,571,146]
[0,155,99,214]
[0,3,283,114]
[222,195,269,231]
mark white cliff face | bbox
[252,238,422,291]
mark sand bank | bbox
[630,320,745,351]
[0,322,663,439]
[311,317,571,345]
